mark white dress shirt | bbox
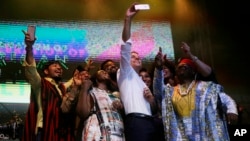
[117,41,152,116]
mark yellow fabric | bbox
[172,85,196,117]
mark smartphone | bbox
[134,4,150,10]
[27,25,36,41]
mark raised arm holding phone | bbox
[22,26,76,141]
[118,3,157,141]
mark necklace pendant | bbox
[178,90,188,96]
[178,80,195,96]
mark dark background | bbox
[0,0,250,137]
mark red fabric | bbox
[22,78,76,141]
[178,58,196,71]
[22,91,38,141]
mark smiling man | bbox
[116,3,157,141]
[22,30,76,141]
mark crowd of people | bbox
[0,115,23,140]
[17,2,239,141]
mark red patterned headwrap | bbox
[178,58,196,71]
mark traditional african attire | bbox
[154,69,238,141]
[22,60,75,141]
[81,87,125,141]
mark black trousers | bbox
[36,128,42,141]
[124,113,156,141]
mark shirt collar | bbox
[44,77,58,85]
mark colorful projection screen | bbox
[0,20,174,103]
[0,20,174,65]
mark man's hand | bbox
[22,30,36,47]
[112,99,123,110]
[125,2,139,19]
[181,42,194,58]
[81,79,93,92]
[61,94,75,113]
[143,87,154,103]
[227,113,238,125]
[84,58,95,71]
[73,69,82,86]
[155,47,164,70]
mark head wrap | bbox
[42,60,61,71]
[178,58,196,71]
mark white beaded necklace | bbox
[178,80,196,96]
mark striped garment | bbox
[22,78,75,141]
[81,87,125,141]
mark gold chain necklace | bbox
[178,80,195,96]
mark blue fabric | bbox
[162,81,232,141]
[153,69,237,141]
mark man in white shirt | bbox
[117,2,157,141]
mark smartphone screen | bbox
[27,25,36,41]
[134,4,150,10]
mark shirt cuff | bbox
[120,38,132,45]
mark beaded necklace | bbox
[177,80,196,96]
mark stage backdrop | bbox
[0,19,174,103]
[0,20,174,64]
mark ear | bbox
[44,69,49,75]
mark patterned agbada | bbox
[153,69,238,141]
[22,78,76,141]
[81,87,125,141]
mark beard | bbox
[109,72,117,81]
[52,76,62,83]
[176,70,195,82]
